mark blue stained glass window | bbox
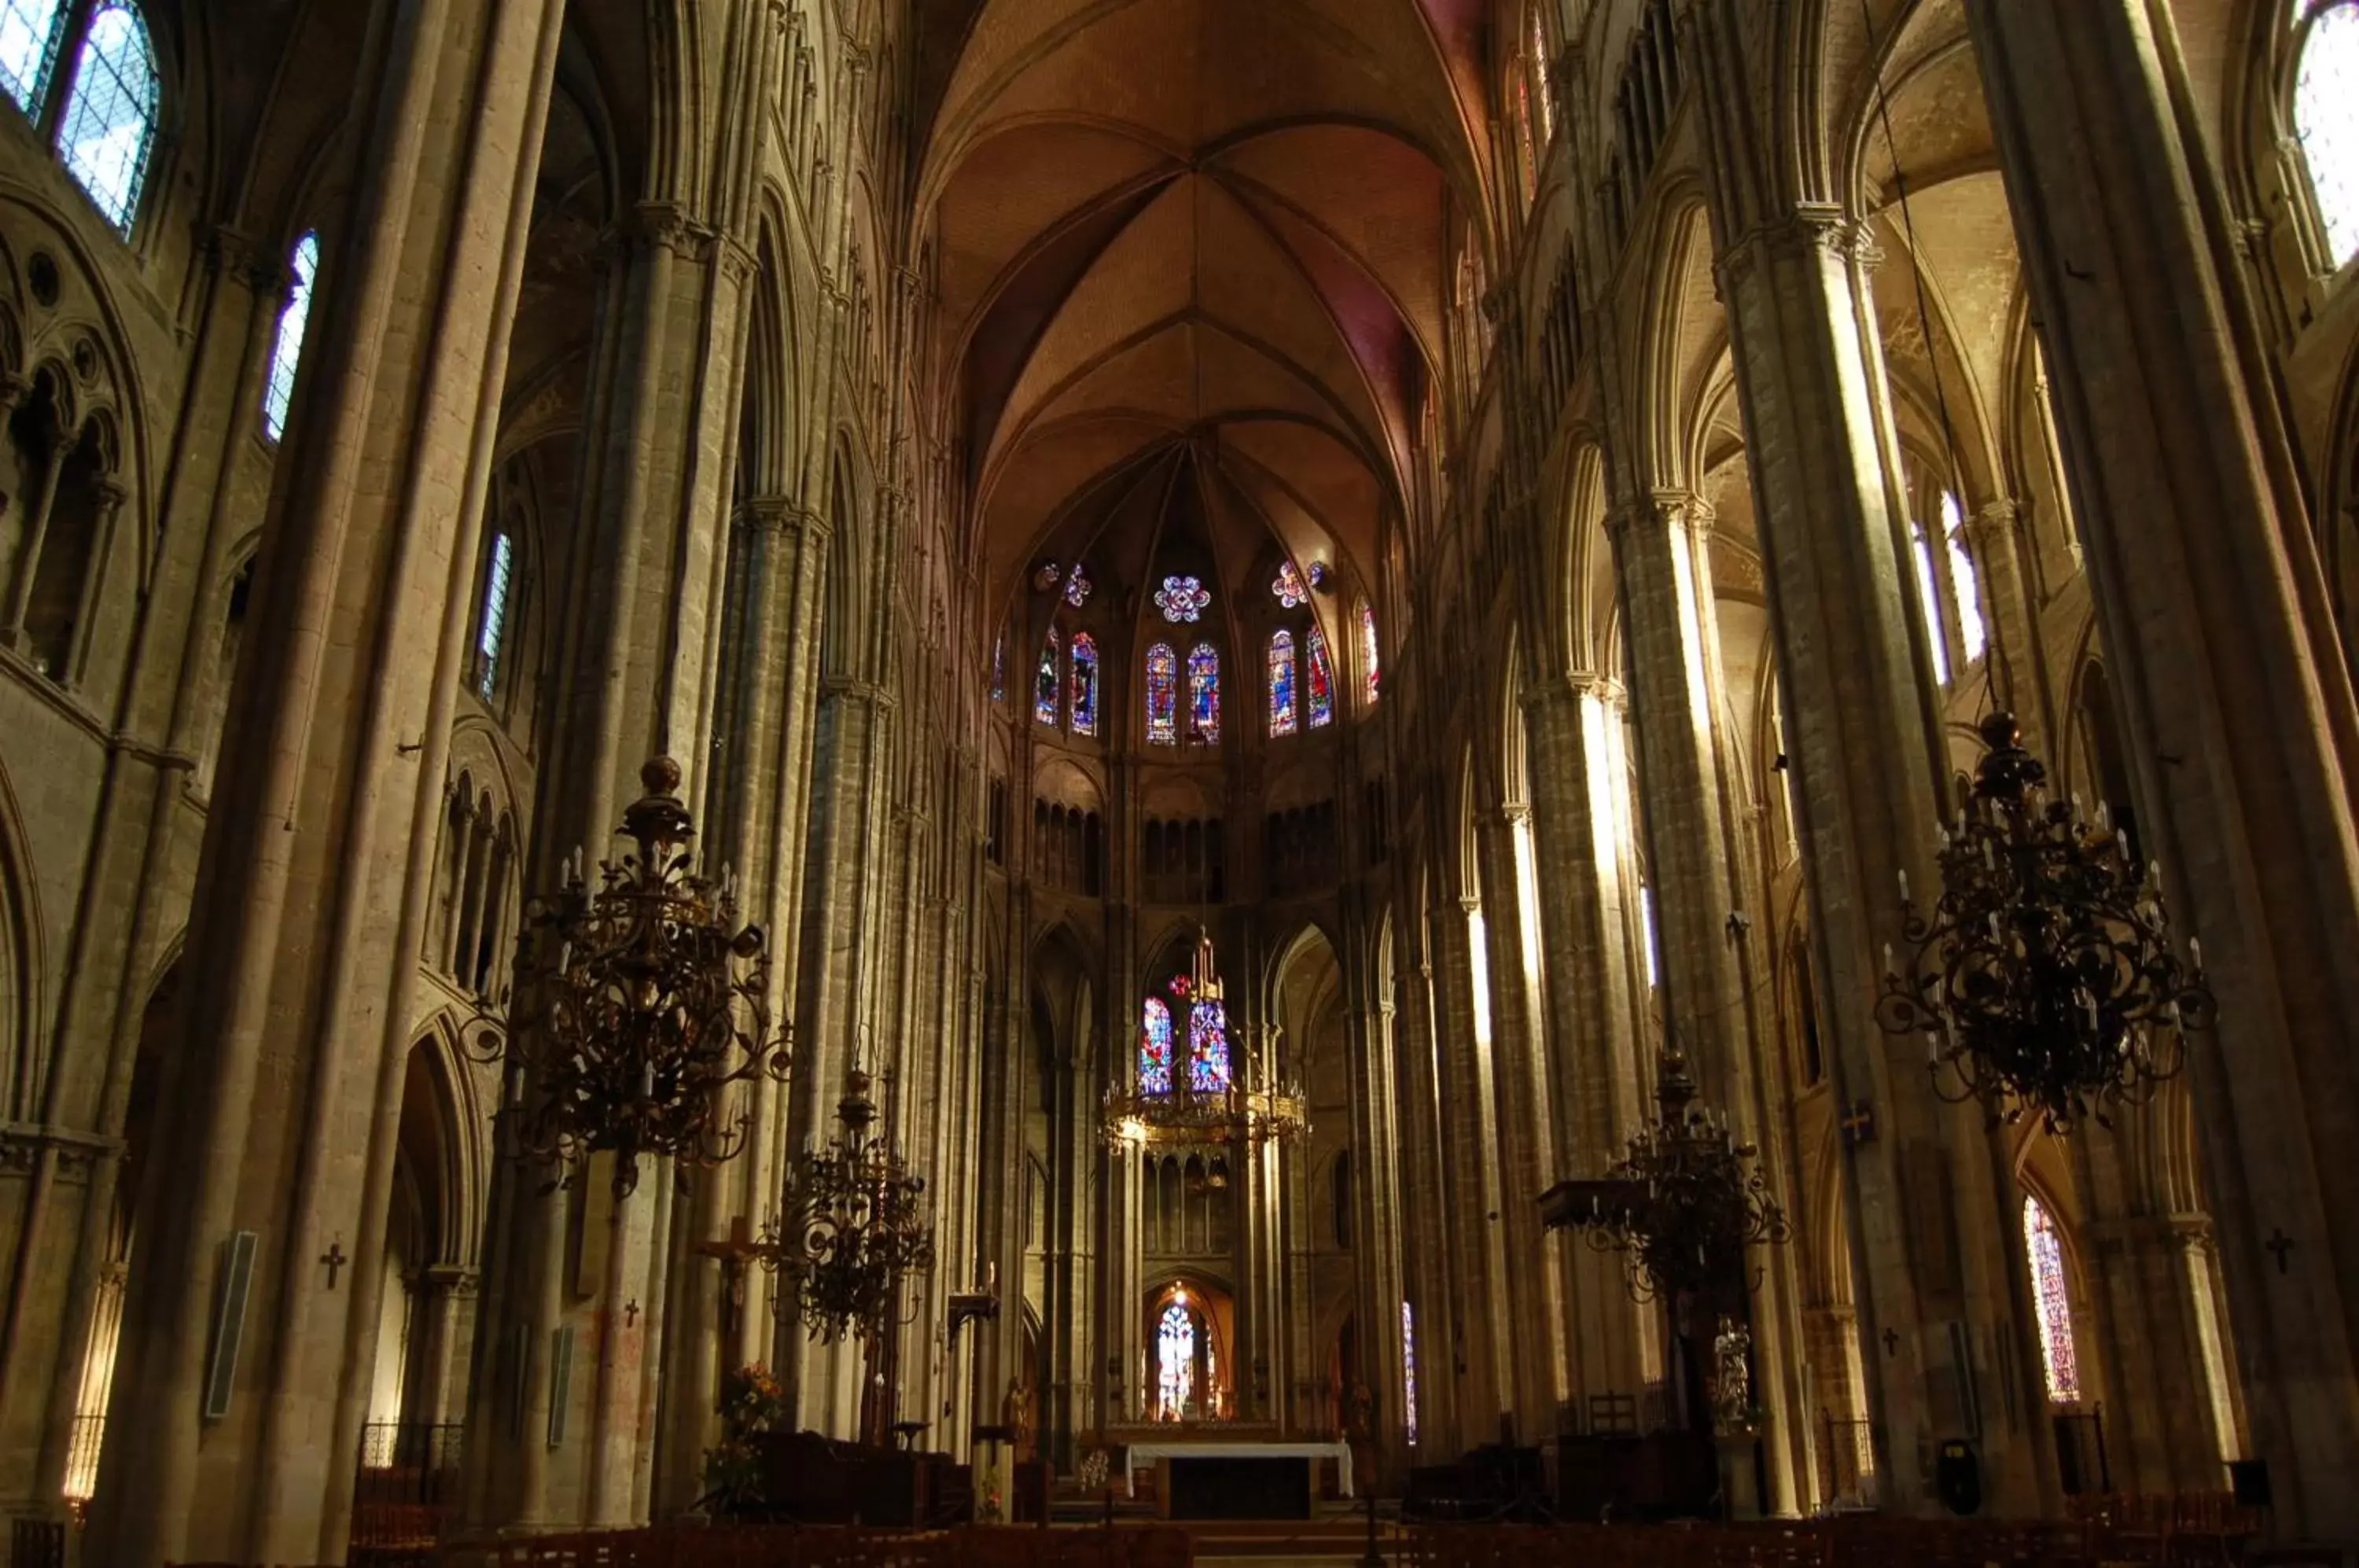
[1188,643,1220,744]
[1272,560,1308,607]
[477,532,514,700]
[1156,574,1211,623]
[1306,622,1334,728]
[992,629,1006,701]
[1157,1300,1195,1419]
[262,231,320,443]
[0,0,64,118]
[1146,643,1177,744]
[56,1,160,235]
[1187,998,1231,1093]
[1140,996,1174,1094]
[1069,631,1099,736]
[1268,630,1297,737]
[1035,630,1061,726]
[1064,562,1091,607]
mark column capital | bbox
[737,495,830,539]
[1963,498,2022,550]
[605,201,714,263]
[1718,202,1876,287]
[1603,488,1712,540]
[1520,669,1626,712]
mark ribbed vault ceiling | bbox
[916,0,1483,614]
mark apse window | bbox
[1268,629,1297,737]
[2298,1,2359,267]
[1357,600,1379,706]
[1035,630,1061,727]
[54,0,159,236]
[1069,631,1099,736]
[261,231,319,443]
[1305,622,1334,728]
[1910,515,1953,687]
[0,0,64,116]
[1941,491,1986,664]
[1146,642,1178,745]
[1187,643,1221,743]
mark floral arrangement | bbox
[701,1361,787,1516]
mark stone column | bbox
[1960,500,2054,760]
[1686,0,2056,1509]
[1424,900,1507,1450]
[1967,0,2359,1533]
[783,675,899,1434]
[1343,981,1409,1485]
[1518,674,1647,1409]
[1473,806,1566,1435]
[1393,951,1458,1451]
[85,0,567,1561]
[1607,490,1805,1506]
[403,1265,479,1428]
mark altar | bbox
[1121,1438,1353,1518]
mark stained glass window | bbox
[991,629,1006,701]
[477,532,514,701]
[1188,644,1220,743]
[1306,622,1334,728]
[2299,2,2359,267]
[1358,601,1379,705]
[1035,631,1061,726]
[56,1,160,236]
[1911,518,1952,687]
[1941,491,1986,664]
[1140,996,1174,1094]
[262,231,319,443]
[1640,885,1659,989]
[1401,1301,1419,1446]
[0,0,64,119]
[1064,562,1092,607]
[1069,631,1099,736]
[1156,574,1211,624]
[2025,1195,2081,1404]
[1187,997,1231,1093]
[1146,643,1177,745]
[1157,1300,1195,1419]
[1268,630,1297,737]
[1272,560,1308,607]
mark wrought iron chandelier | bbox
[1100,931,1308,1152]
[1876,712,2214,1133]
[1540,1050,1789,1310]
[473,757,787,1194]
[764,1069,936,1343]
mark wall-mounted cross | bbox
[1882,1327,1901,1358]
[624,1299,641,1328]
[320,1239,347,1290]
[2265,1229,2295,1275]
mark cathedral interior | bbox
[3,0,2359,1562]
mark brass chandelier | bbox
[474,757,788,1195]
[1876,712,2215,1133]
[764,1068,936,1343]
[1100,931,1308,1152]
[1540,1050,1788,1311]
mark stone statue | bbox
[1002,1374,1035,1455]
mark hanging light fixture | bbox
[474,757,788,1194]
[1100,930,1308,1152]
[765,1069,937,1344]
[1540,1049,1788,1310]
[1875,712,2215,1133]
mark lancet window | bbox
[1306,622,1334,728]
[2298,2,2359,267]
[1188,643,1220,743]
[1357,600,1379,705]
[2026,1195,2082,1404]
[263,232,320,443]
[1268,629,1297,737]
[1069,631,1099,735]
[1139,996,1174,1094]
[1035,630,1060,726]
[1146,642,1177,743]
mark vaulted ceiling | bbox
[915,0,1491,619]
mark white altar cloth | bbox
[1122,1440,1353,1499]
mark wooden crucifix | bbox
[320,1239,348,1290]
[2265,1228,2295,1275]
